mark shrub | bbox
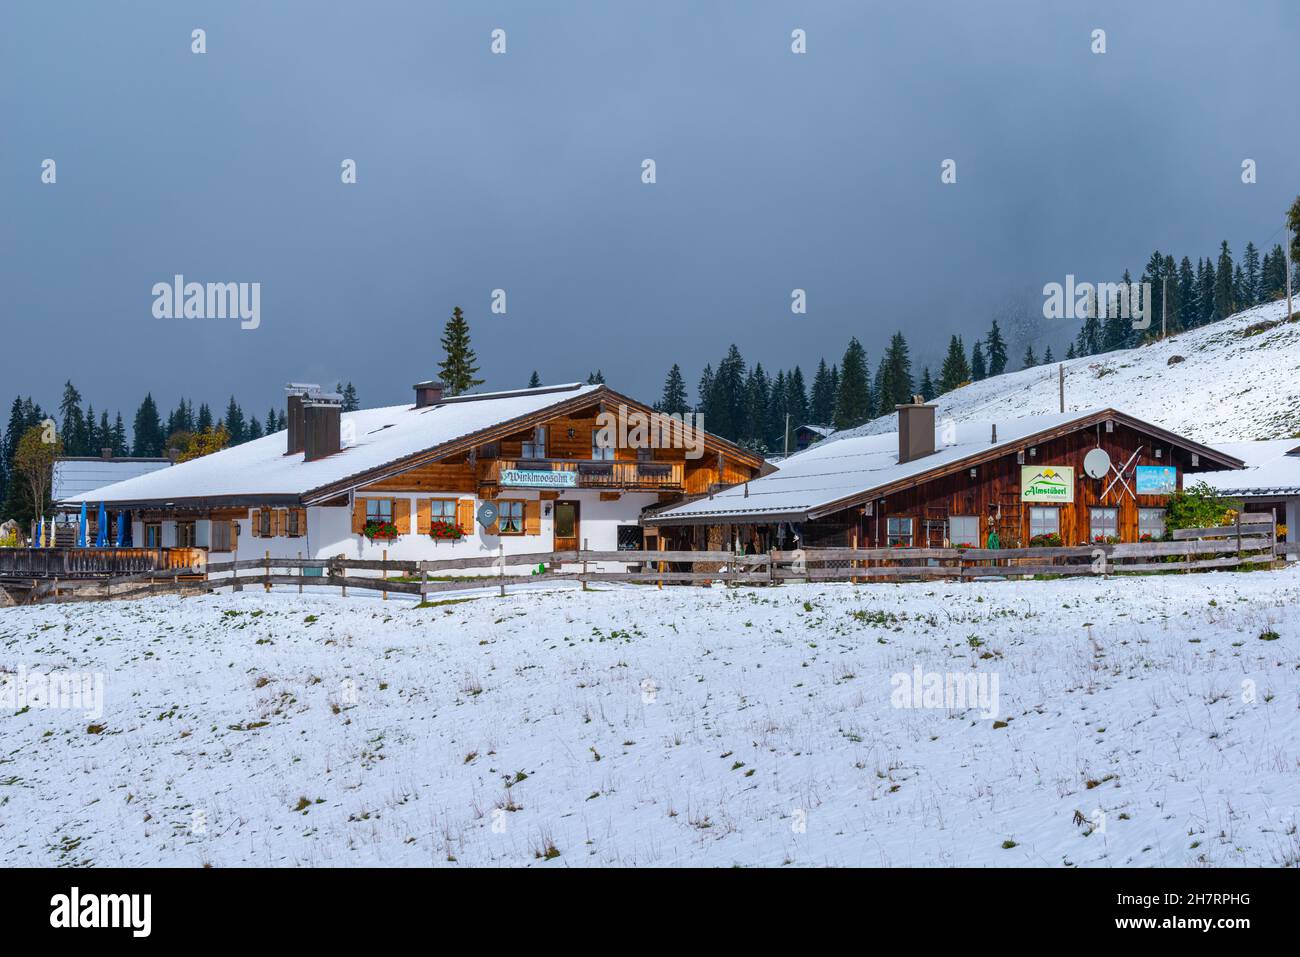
[1166,481,1240,532]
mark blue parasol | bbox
[96,502,109,547]
[116,511,128,547]
[77,502,88,547]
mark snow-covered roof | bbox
[647,408,1243,524]
[797,424,835,437]
[59,383,602,507]
[1199,439,1300,496]
[52,457,172,503]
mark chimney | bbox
[895,395,936,464]
[413,380,444,408]
[303,394,343,462]
[284,382,320,455]
[101,447,113,460]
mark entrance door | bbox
[554,501,579,552]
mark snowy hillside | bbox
[834,298,1300,445]
[2,574,1297,867]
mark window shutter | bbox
[456,499,474,533]
[270,509,282,537]
[290,508,306,537]
[394,498,411,534]
[250,509,261,537]
[524,500,540,535]
[417,499,431,535]
[352,499,367,534]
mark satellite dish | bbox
[1083,448,1111,479]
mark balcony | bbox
[486,458,684,491]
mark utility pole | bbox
[1058,363,1065,413]
[1286,224,1295,321]
[1161,275,1167,339]
[783,413,790,457]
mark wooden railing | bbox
[0,547,205,580]
[487,458,684,490]
[15,515,1289,605]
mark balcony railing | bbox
[487,458,684,490]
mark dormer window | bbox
[521,427,547,460]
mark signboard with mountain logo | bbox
[1020,466,1074,503]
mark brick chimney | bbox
[414,380,445,408]
[895,395,936,464]
[284,383,320,455]
[303,394,343,462]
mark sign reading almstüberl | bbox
[500,468,578,489]
[1020,466,1074,503]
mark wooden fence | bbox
[8,514,1287,605]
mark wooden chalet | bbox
[52,381,765,572]
[645,398,1245,554]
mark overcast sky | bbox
[2,0,1297,421]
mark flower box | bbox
[1028,533,1063,548]
[364,520,399,542]
[428,520,465,541]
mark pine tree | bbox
[586,370,605,384]
[246,416,263,441]
[696,364,714,415]
[970,341,987,381]
[742,364,770,450]
[1214,241,1235,320]
[1043,346,1054,364]
[786,366,809,426]
[1180,256,1196,330]
[59,382,85,456]
[527,371,542,389]
[1242,242,1261,308]
[658,364,688,414]
[1198,257,1217,325]
[196,403,213,433]
[131,393,164,457]
[1022,344,1038,369]
[84,404,97,452]
[111,413,128,457]
[1260,245,1287,300]
[1065,343,1077,360]
[706,346,746,441]
[1162,254,1181,333]
[223,396,245,446]
[937,335,971,393]
[766,370,788,451]
[1288,195,1300,272]
[809,359,834,425]
[882,332,914,405]
[265,408,280,433]
[919,367,935,401]
[337,382,360,412]
[437,306,485,396]
[97,410,111,455]
[985,320,1008,376]
[832,338,871,431]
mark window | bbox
[886,517,913,547]
[617,525,645,551]
[258,509,273,537]
[949,515,980,548]
[497,500,524,534]
[1090,507,1119,542]
[366,499,394,523]
[211,520,234,551]
[176,521,197,547]
[429,499,457,522]
[144,523,161,548]
[285,508,302,537]
[521,427,547,460]
[592,429,615,461]
[1138,508,1166,540]
[1029,507,1059,539]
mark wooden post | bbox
[768,547,776,587]
[264,550,271,593]
[582,538,589,592]
[1236,511,1242,558]
[498,543,506,597]
[421,562,428,598]
[340,561,347,598]
[297,551,303,594]
[657,535,664,590]
[382,548,388,601]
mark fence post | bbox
[498,543,506,598]
[768,547,776,587]
[264,550,271,593]
[298,551,303,594]
[340,560,347,598]
[657,535,664,590]
[421,562,428,598]
[1236,511,1242,558]
[582,538,589,592]
[382,548,388,601]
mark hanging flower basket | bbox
[428,520,464,541]
[364,520,399,542]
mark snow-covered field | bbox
[2,571,1298,867]
[833,298,1300,444]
